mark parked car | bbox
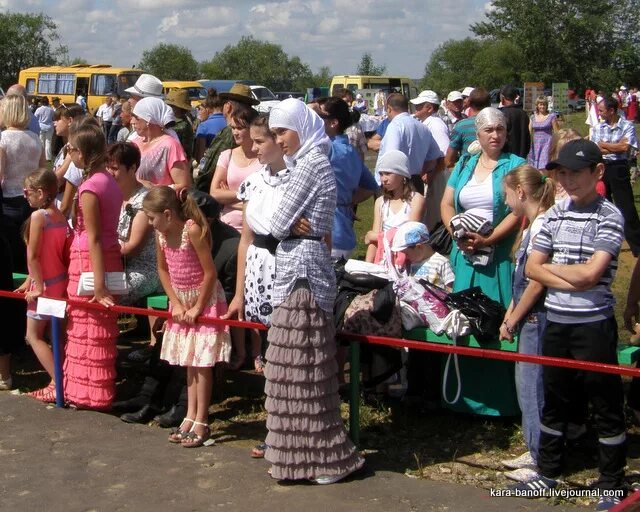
[197,80,280,112]
[567,98,586,111]
[249,85,280,113]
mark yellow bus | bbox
[329,75,415,99]
[162,80,208,108]
[19,64,143,113]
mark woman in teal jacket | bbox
[440,107,525,416]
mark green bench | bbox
[146,293,168,310]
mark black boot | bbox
[120,403,161,424]
[154,385,187,428]
[112,376,159,412]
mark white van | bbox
[198,80,280,113]
[249,85,280,113]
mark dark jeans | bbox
[603,160,640,256]
[102,121,112,142]
[0,230,23,356]
[538,318,626,491]
[107,124,120,145]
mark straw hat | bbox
[165,89,192,111]
[125,73,164,98]
[218,83,259,106]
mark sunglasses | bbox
[23,188,37,198]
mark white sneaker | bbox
[0,377,12,391]
[501,451,535,469]
[504,467,540,482]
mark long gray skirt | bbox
[264,285,364,481]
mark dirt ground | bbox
[1,387,585,512]
[7,338,640,511]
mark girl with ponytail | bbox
[142,185,230,448]
[499,164,556,479]
[65,122,124,410]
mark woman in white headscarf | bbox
[131,97,191,187]
[263,99,364,484]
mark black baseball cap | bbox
[545,139,603,171]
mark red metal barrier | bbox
[1,288,639,377]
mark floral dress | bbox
[159,219,231,367]
[237,165,290,326]
[117,186,160,304]
[528,113,556,170]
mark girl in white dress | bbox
[223,115,290,369]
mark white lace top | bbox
[0,129,42,197]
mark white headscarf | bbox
[269,98,331,169]
[133,97,176,127]
[475,107,507,132]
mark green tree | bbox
[138,43,199,80]
[0,12,67,89]
[356,52,386,76]
[422,38,524,95]
[313,66,332,87]
[471,0,640,89]
[421,38,482,94]
[200,36,314,91]
[70,57,89,65]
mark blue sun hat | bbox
[391,221,430,252]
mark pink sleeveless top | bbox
[217,149,261,232]
[158,219,203,292]
[28,210,71,300]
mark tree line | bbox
[4,3,639,96]
[422,0,640,95]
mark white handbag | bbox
[77,271,129,296]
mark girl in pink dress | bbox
[15,169,71,402]
[65,122,123,411]
[143,186,230,448]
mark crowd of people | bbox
[1,75,640,508]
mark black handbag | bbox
[444,287,505,343]
[428,221,453,255]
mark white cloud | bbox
[32,0,491,76]
[158,12,180,35]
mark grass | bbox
[345,120,640,505]
[13,119,640,507]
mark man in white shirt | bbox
[409,91,451,233]
[376,93,442,194]
[440,90,467,132]
[34,96,55,160]
[95,96,114,141]
[75,91,87,112]
[410,90,450,154]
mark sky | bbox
[2,0,493,78]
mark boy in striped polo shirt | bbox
[515,139,626,510]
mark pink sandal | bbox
[27,383,56,403]
[254,355,265,374]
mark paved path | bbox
[0,392,580,512]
